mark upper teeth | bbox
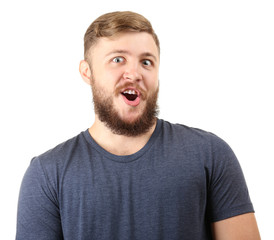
[123,90,136,95]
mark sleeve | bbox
[16,157,63,240]
[207,135,254,222]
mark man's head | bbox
[80,11,160,136]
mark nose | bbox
[122,64,142,82]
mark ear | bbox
[79,60,92,85]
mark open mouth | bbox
[120,88,141,107]
[121,89,138,101]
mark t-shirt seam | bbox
[35,156,60,207]
[211,202,254,221]
[84,133,159,163]
[82,120,163,163]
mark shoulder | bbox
[160,119,228,149]
[30,130,89,172]
[159,119,237,170]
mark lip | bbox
[121,94,140,106]
[120,87,141,97]
[120,87,141,107]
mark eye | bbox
[142,59,152,66]
[112,57,124,63]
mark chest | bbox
[58,151,209,239]
[59,150,207,212]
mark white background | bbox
[1,0,273,239]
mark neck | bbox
[89,116,157,156]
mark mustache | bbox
[114,83,147,99]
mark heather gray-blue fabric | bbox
[16,119,254,240]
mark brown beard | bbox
[91,83,159,137]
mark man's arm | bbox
[211,213,261,240]
[16,158,63,240]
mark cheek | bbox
[93,66,121,86]
[103,66,123,81]
[145,71,159,89]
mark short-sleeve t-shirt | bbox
[16,119,254,240]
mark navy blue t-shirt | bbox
[16,119,254,239]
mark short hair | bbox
[84,11,160,61]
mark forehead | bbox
[91,32,159,59]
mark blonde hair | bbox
[84,11,160,60]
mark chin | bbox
[119,108,144,123]
[119,114,142,125]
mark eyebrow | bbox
[105,50,158,62]
[141,52,158,62]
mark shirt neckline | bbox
[83,118,162,163]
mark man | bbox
[16,11,260,239]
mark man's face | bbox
[87,32,160,136]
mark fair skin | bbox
[211,213,260,240]
[79,32,260,239]
[80,32,159,155]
